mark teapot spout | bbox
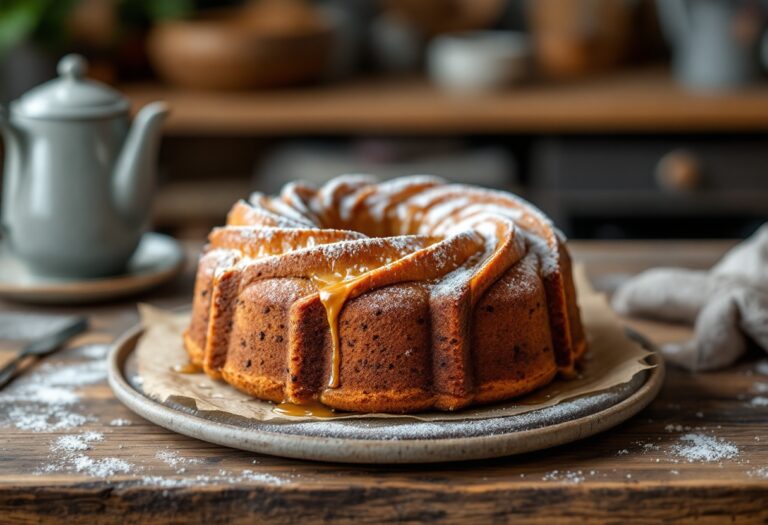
[112,101,168,225]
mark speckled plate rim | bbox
[0,233,184,304]
[108,324,664,464]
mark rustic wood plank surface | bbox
[0,240,766,524]
[123,68,768,136]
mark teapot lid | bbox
[11,54,130,120]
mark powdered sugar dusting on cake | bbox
[205,249,240,279]
[307,236,426,266]
[525,231,559,277]
[317,174,378,217]
[279,181,322,224]
[364,175,445,222]
[377,175,445,193]
[261,195,316,226]
[241,275,308,298]
[215,175,566,289]
[419,197,471,231]
[431,264,473,299]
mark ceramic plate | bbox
[108,325,664,464]
[0,233,184,304]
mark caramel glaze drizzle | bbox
[310,261,391,389]
[273,400,336,418]
[173,362,203,374]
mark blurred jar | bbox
[527,0,634,79]
[657,0,764,91]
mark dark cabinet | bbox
[530,135,768,238]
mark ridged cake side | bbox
[183,175,587,413]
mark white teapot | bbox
[0,54,168,277]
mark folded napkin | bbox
[612,224,768,371]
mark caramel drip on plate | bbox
[172,362,203,374]
[273,400,336,418]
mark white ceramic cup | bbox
[427,31,531,94]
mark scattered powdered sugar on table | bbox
[541,470,586,484]
[42,432,291,486]
[72,456,134,478]
[753,382,768,394]
[35,361,107,387]
[108,447,291,488]
[0,355,106,432]
[669,433,739,463]
[70,344,110,360]
[141,448,290,488]
[139,469,289,489]
[44,431,136,478]
[156,449,203,472]
[2,385,79,406]
[1,343,139,480]
[8,406,91,432]
[749,396,768,407]
[755,360,768,376]
[622,428,745,472]
[1,336,291,487]
[52,432,104,453]
[1,382,89,432]
[747,467,768,479]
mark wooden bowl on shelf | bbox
[147,3,333,91]
[382,0,504,36]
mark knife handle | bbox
[0,356,21,390]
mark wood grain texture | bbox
[123,69,768,135]
[1,240,767,524]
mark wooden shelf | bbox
[123,67,768,136]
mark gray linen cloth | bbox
[612,224,768,371]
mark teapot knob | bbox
[58,54,87,80]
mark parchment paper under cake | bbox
[135,266,653,422]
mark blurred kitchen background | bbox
[2,0,767,240]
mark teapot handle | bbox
[0,104,9,133]
[0,104,19,144]
[0,106,6,239]
[0,104,21,240]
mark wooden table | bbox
[1,240,766,524]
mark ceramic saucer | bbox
[0,233,184,304]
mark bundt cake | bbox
[184,175,587,413]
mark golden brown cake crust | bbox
[184,176,587,413]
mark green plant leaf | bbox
[144,0,194,21]
[0,0,78,55]
[0,1,47,54]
